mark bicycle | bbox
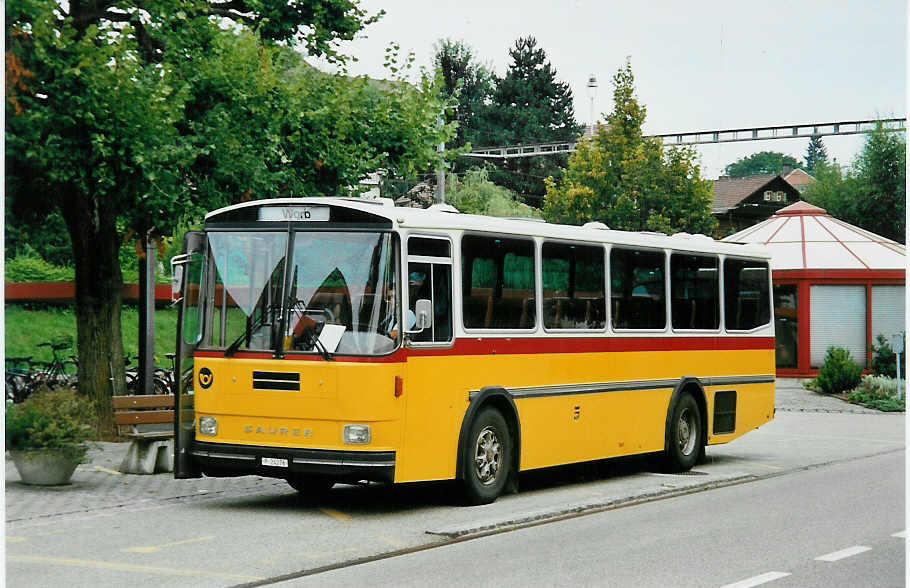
[5,356,35,403]
[31,341,78,391]
[124,353,172,395]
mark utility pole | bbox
[138,230,156,395]
[435,114,445,204]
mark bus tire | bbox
[663,392,702,472]
[461,407,512,505]
[287,475,335,499]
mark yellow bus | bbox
[172,197,775,504]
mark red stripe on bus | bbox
[194,336,774,363]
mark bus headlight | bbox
[343,424,371,444]
[198,416,218,436]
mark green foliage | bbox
[5,210,72,266]
[434,39,496,149]
[804,124,905,243]
[850,125,906,243]
[488,37,582,202]
[724,151,803,177]
[846,375,905,412]
[814,346,863,394]
[5,305,179,365]
[871,333,905,378]
[805,136,828,173]
[6,387,96,457]
[6,253,75,282]
[6,0,452,409]
[447,169,541,218]
[436,36,582,203]
[543,59,715,234]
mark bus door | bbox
[405,237,453,344]
[171,231,206,478]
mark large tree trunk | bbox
[60,194,126,434]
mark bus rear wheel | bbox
[462,407,512,505]
[664,392,702,473]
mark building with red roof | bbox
[724,201,905,377]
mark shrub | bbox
[5,254,75,283]
[847,375,905,412]
[814,346,863,394]
[5,387,97,460]
[448,169,542,219]
[871,333,905,379]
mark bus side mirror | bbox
[171,264,185,302]
[414,299,433,330]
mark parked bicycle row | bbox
[5,344,176,403]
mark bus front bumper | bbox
[190,441,396,483]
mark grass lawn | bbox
[5,304,179,367]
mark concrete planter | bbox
[10,448,84,486]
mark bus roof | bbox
[205,197,771,259]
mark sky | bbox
[315,0,906,178]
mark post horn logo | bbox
[198,367,214,389]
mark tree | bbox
[543,59,715,235]
[724,151,804,177]
[852,126,905,243]
[433,39,495,148]
[6,0,452,429]
[805,125,905,243]
[485,37,583,204]
[805,135,828,173]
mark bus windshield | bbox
[205,230,398,356]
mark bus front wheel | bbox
[462,407,512,505]
[287,475,335,499]
[664,392,702,472]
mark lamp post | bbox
[586,74,598,132]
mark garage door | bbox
[810,285,866,367]
[871,285,905,342]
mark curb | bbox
[425,472,759,538]
[424,447,906,539]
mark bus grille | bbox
[252,371,300,391]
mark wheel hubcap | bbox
[677,408,697,456]
[474,426,502,486]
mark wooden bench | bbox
[113,395,175,474]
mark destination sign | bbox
[258,206,330,222]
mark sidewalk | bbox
[774,377,882,414]
[4,378,893,523]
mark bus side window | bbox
[610,248,666,330]
[461,235,536,330]
[670,253,719,330]
[724,259,770,330]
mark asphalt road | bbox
[289,450,906,588]
[5,410,906,587]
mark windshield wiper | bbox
[300,324,334,361]
[225,313,266,357]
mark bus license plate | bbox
[261,457,288,468]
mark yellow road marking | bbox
[379,535,406,548]
[303,548,357,560]
[93,466,123,476]
[755,464,784,470]
[319,507,351,522]
[123,535,215,553]
[7,536,26,543]
[7,555,263,581]
[261,547,357,564]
